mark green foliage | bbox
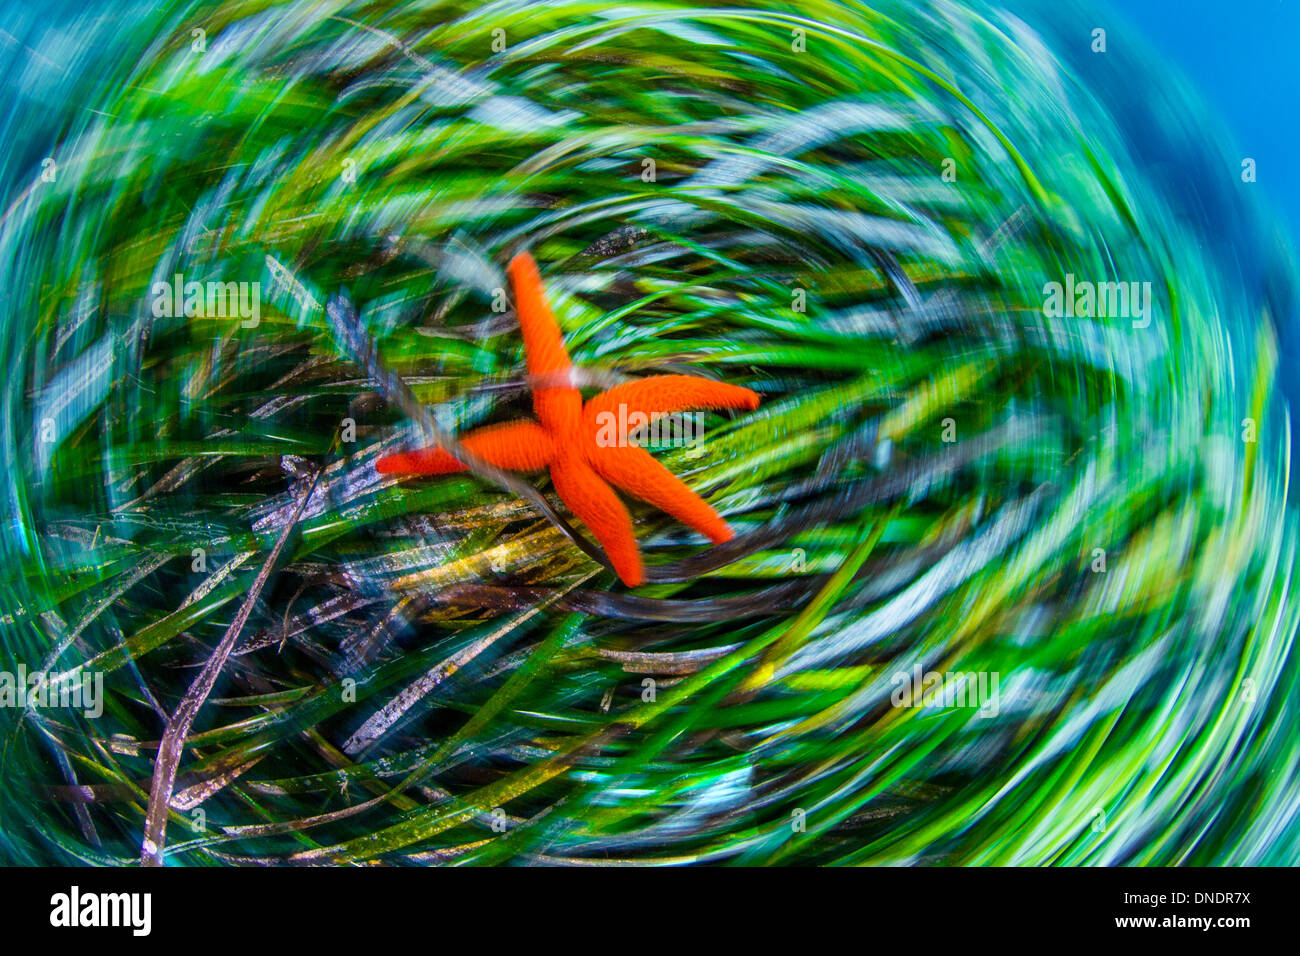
[0,0,1295,865]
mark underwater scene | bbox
[0,0,1295,877]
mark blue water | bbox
[1113,0,1300,422]
[1112,0,1300,247]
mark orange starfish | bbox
[376,252,759,586]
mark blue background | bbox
[1113,0,1300,246]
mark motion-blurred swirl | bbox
[0,0,1295,865]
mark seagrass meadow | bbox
[0,0,1296,866]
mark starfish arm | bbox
[508,251,582,435]
[549,454,644,587]
[375,421,555,475]
[508,252,573,377]
[589,443,734,544]
[583,375,759,434]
